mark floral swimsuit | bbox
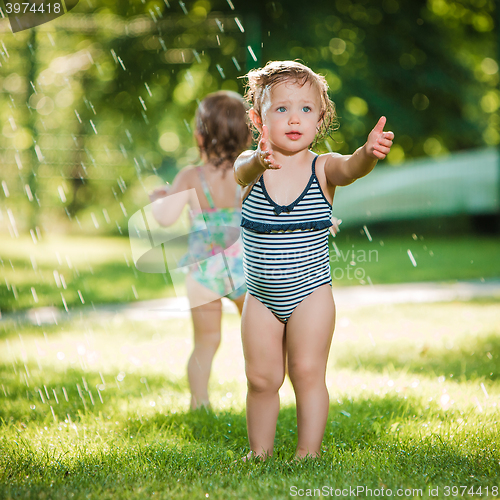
[179,167,246,300]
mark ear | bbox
[249,108,263,134]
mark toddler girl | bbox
[234,61,394,458]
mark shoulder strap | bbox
[311,154,319,176]
[196,167,216,209]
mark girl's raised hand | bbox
[257,125,281,170]
[148,185,169,203]
[366,116,394,160]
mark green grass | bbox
[1,301,499,499]
[330,231,500,286]
[0,235,177,313]
[1,233,499,313]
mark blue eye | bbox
[302,106,311,112]
[277,106,286,112]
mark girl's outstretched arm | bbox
[234,125,281,186]
[324,116,394,187]
[149,169,192,226]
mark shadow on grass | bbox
[123,392,429,457]
[334,332,500,382]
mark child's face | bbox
[259,80,323,155]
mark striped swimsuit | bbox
[241,156,333,323]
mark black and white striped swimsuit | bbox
[241,155,333,324]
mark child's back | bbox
[150,90,251,409]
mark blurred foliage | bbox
[0,0,497,235]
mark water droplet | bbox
[34,145,44,162]
[61,293,69,312]
[332,242,341,257]
[234,17,244,32]
[58,186,66,203]
[192,50,201,63]
[120,202,127,217]
[14,153,23,170]
[144,83,152,96]
[103,209,111,224]
[2,181,9,197]
[363,225,372,242]
[215,18,224,32]
[139,96,147,111]
[89,120,98,134]
[247,46,257,62]
[407,249,417,267]
[480,383,489,399]
[25,184,34,201]
[226,0,235,9]
[154,5,163,18]
[1,41,9,57]
[7,209,19,237]
[8,115,17,131]
[53,270,61,288]
[216,64,225,79]
[231,57,241,71]
[91,212,99,229]
[178,1,188,14]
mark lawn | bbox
[1,300,499,499]
[1,232,499,313]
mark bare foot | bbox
[294,452,320,461]
[190,397,211,411]
[236,451,267,463]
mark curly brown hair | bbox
[244,60,338,144]
[195,90,251,169]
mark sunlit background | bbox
[0,0,498,236]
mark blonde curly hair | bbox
[244,60,338,144]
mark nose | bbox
[288,112,300,125]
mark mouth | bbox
[286,132,302,140]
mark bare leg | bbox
[286,284,335,458]
[231,292,246,315]
[186,275,223,410]
[241,294,286,457]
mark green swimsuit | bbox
[180,167,246,300]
